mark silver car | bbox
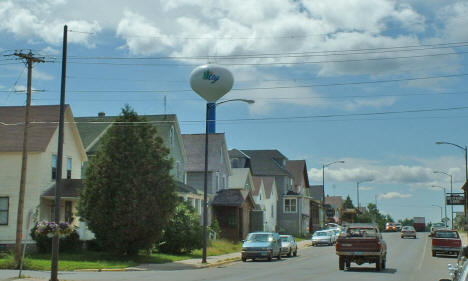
[280,235,298,257]
[311,230,334,246]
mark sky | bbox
[1,0,468,224]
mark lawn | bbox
[0,239,240,271]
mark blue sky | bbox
[1,0,468,224]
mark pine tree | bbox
[79,105,176,256]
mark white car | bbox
[326,229,338,244]
[311,230,334,246]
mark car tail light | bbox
[377,242,382,251]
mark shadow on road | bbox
[346,267,397,274]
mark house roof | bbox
[252,177,263,196]
[0,105,68,152]
[228,148,250,159]
[461,180,468,191]
[212,188,256,208]
[229,168,250,189]
[175,181,199,194]
[309,185,324,201]
[237,150,291,176]
[285,160,309,190]
[75,114,180,155]
[41,179,83,198]
[325,196,344,209]
[254,176,275,199]
[183,133,230,172]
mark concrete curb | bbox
[74,267,147,272]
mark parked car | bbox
[439,246,468,281]
[327,229,338,244]
[241,232,282,262]
[311,230,334,246]
[330,229,342,242]
[336,225,387,271]
[400,226,417,239]
[432,222,446,234]
[327,223,343,230]
[432,229,462,257]
[280,235,298,257]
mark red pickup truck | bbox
[432,229,462,257]
[336,225,387,271]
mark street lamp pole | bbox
[436,141,468,220]
[432,204,443,222]
[322,161,344,225]
[356,179,372,211]
[432,185,447,227]
[434,171,453,229]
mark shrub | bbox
[157,200,203,254]
[30,225,81,253]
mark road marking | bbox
[417,235,428,271]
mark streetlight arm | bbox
[216,99,255,105]
[436,141,467,152]
[324,160,345,168]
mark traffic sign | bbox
[446,193,465,205]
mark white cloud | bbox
[359,186,373,191]
[378,192,413,199]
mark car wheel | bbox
[267,253,272,261]
[242,257,247,262]
[277,251,282,260]
[293,249,297,257]
[339,256,345,270]
[382,258,386,270]
[376,257,382,272]
[432,250,436,257]
[288,248,292,257]
[346,261,351,269]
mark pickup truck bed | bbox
[432,230,461,257]
[336,227,387,271]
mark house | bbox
[252,176,278,232]
[182,133,232,225]
[229,149,309,236]
[75,113,203,216]
[285,160,311,235]
[0,105,87,245]
[325,195,344,224]
[309,185,326,229]
[211,188,257,241]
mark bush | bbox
[157,200,203,254]
[30,225,81,253]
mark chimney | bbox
[98,112,105,117]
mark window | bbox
[65,201,73,223]
[52,154,57,180]
[66,157,72,179]
[259,193,262,200]
[222,175,226,189]
[284,198,297,213]
[271,205,274,218]
[176,161,181,179]
[216,172,220,192]
[0,197,9,225]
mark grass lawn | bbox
[294,236,308,242]
[0,239,240,271]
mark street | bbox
[0,233,459,281]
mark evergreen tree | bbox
[343,195,355,209]
[79,105,176,256]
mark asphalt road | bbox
[0,233,459,281]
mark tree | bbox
[157,200,203,254]
[79,105,177,256]
[343,195,355,209]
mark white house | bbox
[0,105,87,245]
[252,176,278,232]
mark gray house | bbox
[182,133,232,225]
[75,113,202,213]
[229,149,310,236]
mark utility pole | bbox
[12,51,44,264]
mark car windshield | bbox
[315,232,327,236]
[246,233,273,242]
[434,231,459,239]
[402,226,414,231]
[348,228,377,237]
[280,236,290,242]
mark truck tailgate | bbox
[337,237,380,252]
[432,238,461,248]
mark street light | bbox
[432,185,448,227]
[432,204,443,222]
[190,64,234,264]
[434,171,453,229]
[210,99,255,133]
[436,141,468,219]
[322,161,344,225]
[356,179,373,210]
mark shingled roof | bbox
[42,179,83,199]
[0,105,68,152]
[238,150,291,176]
[212,188,256,208]
[75,114,179,154]
[309,185,324,201]
[285,160,309,191]
[183,133,230,172]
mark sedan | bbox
[280,235,298,257]
[401,226,417,239]
[311,230,334,246]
